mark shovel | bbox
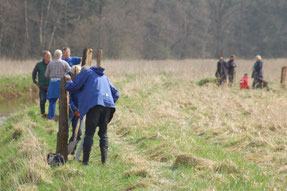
[68,118,81,154]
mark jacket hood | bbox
[91,66,105,76]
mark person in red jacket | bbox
[240,73,251,90]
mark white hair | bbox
[256,55,262,60]
[54,49,62,58]
[70,65,82,75]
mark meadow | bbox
[0,58,286,190]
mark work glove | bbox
[74,110,80,118]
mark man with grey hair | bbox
[45,49,71,120]
[32,50,51,116]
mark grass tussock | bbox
[125,181,150,191]
[124,168,151,178]
[173,154,215,170]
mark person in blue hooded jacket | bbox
[65,66,119,165]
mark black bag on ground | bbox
[47,153,65,167]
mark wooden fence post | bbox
[97,49,103,67]
[81,48,93,67]
[56,78,69,161]
[281,66,287,88]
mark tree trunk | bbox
[48,12,62,50]
[24,0,29,42]
[43,0,51,50]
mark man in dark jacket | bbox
[216,57,228,85]
[227,55,236,86]
[65,66,119,165]
[32,51,51,116]
[252,55,264,88]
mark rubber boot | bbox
[83,152,90,165]
[100,147,108,164]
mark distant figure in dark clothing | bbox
[227,55,236,86]
[216,57,228,85]
[32,51,51,116]
[252,55,264,89]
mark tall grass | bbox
[0,58,286,82]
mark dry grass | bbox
[1,58,286,82]
[1,58,287,189]
[109,72,287,189]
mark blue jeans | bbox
[39,88,47,115]
[48,98,58,120]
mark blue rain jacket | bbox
[66,66,119,119]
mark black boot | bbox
[83,152,90,165]
[100,147,108,164]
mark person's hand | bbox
[35,82,39,87]
[64,75,72,82]
[74,110,80,118]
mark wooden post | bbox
[81,48,93,67]
[281,66,287,88]
[56,78,69,161]
[97,49,103,67]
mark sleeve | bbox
[69,94,78,112]
[45,63,50,78]
[110,82,119,103]
[64,62,71,73]
[71,57,81,66]
[66,69,89,93]
[32,64,38,84]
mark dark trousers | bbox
[39,88,48,115]
[83,105,114,156]
[220,75,227,85]
[228,74,234,85]
[252,77,263,88]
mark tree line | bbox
[1,0,287,59]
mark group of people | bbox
[32,48,119,165]
[216,55,265,89]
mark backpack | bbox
[47,153,65,167]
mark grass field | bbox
[0,59,287,190]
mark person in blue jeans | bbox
[45,49,71,120]
[62,47,82,67]
[32,51,51,116]
[67,65,83,154]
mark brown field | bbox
[0,58,286,83]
